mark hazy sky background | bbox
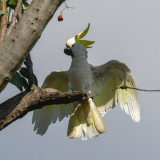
[1,0,160,159]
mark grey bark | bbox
[0,85,90,131]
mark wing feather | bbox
[91,60,140,122]
[32,71,73,135]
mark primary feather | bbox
[91,60,140,122]
[32,71,73,135]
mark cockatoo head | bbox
[64,23,95,58]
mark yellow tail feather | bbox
[67,98,107,140]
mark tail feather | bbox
[67,98,107,139]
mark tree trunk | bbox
[0,0,64,92]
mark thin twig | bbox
[60,2,75,14]
[115,85,160,92]
[0,1,7,42]
[17,2,22,21]
[5,0,22,40]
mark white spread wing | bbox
[32,71,73,135]
[91,60,140,122]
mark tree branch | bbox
[0,1,7,42]
[0,0,65,92]
[24,53,34,88]
[17,1,22,21]
[5,0,22,40]
[0,91,28,120]
[0,85,91,131]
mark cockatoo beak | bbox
[64,47,73,56]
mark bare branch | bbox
[24,53,34,88]
[0,1,7,42]
[17,1,22,21]
[5,0,22,40]
[0,85,91,131]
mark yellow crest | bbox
[75,23,95,48]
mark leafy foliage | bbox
[10,67,38,91]
[20,67,38,86]
[0,0,29,22]
[10,71,29,91]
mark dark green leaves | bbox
[20,67,38,86]
[7,0,29,10]
[22,0,29,8]
[10,67,38,91]
[10,72,29,91]
[8,0,16,5]
[8,0,29,6]
[0,0,29,24]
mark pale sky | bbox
[1,0,160,159]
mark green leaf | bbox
[18,75,29,90]
[10,72,29,91]
[20,67,38,86]
[75,23,90,40]
[10,72,23,91]
[1,0,8,2]
[0,10,6,15]
[22,0,29,8]
[8,0,16,5]
[8,7,11,23]
[7,4,16,10]
[19,67,29,79]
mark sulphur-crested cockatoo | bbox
[32,24,140,139]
